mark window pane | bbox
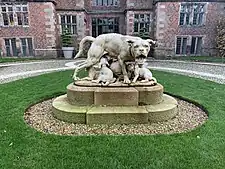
[66,15,71,24]
[181,38,187,54]
[17,13,22,25]
[140,23,144,30]
[145,23,150,32]
[108,0,113,5]
[2,7,6,12]
[67,25,72,33]
[92,18,96,25]
[9,13,14,25]
[114,25,119,33]
[196,37,202,54]
[134,14,139,22]
[22,7,27,11]
[72,16,76,24]
[198,13,203,25]
[16,7,21,12]
[61,15,65,24]
[23,13,29,25]
[8,7,13,11]
[6,47,11,56]
[97,0,102,5]
[186,13,190,25]
[3,13,9,25]
[190,37,196,54]
[103,0,107,5]
[179,13,185,25]
[193,13,198,25]
[72,25,76,34]
[176,37,181,54]
[11,39,18,56]
[27,38,34,56]
[21,38,26,46]
[134,22,138,32]
[5,39,10,46]
[180,5,185,12]
[114,18,119,24]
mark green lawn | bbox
[0,70,225,169]
[170,56,225,63]
[0,57,45,63]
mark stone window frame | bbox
[3,36,34,57]
[0,3,29,27]
[59,14,77,35]
[175,35,204,56]
[134,13,151,33]
[178,2,208,27]
[92,0,119,6]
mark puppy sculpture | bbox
[132,62,157,84]
[92,57,116,86]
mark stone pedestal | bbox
[52,82,178,124]
[94,87,138,106]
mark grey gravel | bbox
[0,60,69,76]
[1,59,225,84]
[148,60,225,84]
[24,98,208,136]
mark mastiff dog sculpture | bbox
[73,33,156,84]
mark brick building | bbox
[0,0,224,58]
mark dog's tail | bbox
[74,36,96,59]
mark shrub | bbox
[61,28,73,47]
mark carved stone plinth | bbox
[52,82,178,124]
[94,87,138,106]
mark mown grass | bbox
[0,57,45,63]
[0,70,225,169]
[170,56,225,63]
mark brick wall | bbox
[154,2,225,58]
[55,0,84,10]
[126,0,153,9]
[0,2,57,58]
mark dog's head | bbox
[127,38,156,64]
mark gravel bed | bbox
[24,98,208,136]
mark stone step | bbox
[146,94,178,122]
[135,84,163,105]
[67,83,96,106]
[52,94,89,123]
[52,94,178,124]
[66,83,164,106]
[87,106,148,124]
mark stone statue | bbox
[92,57,116,86]
[132,61,157,84]
[73,33,156,84]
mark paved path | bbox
[147,60,225,84]
[0,59,225,84]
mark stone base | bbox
[67,83,163,106]
[75,80,157,87]
[94,87,138,106]
[87,106,148,124]
[52,94,178,124]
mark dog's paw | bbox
[123,77,131,84]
